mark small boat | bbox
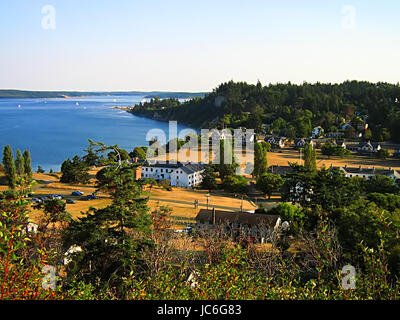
[18,105,21,108]
[76,102,79,106]
[113,98,118,102]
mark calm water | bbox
[0,96,196,172]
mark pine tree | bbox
[2,145,17,189]
[63,162,152,297]
[15,149,25,176]
[216,139,238,180]
[253,141,268,178]
[303,142,317,172]
[23,150,32,178]
[201,165,218,190]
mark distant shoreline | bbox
[0,90,207,100]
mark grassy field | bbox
[268,148,400,170]
[148,145,400,171]
[0,169,258,228]
[2,147,397,227]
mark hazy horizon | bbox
[2,78,400,94]
[1,0,399,91]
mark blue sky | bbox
[0,0,399,91]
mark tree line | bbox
[1,146,32,189]
[132,80,400,142]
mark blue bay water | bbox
[0,96,196,172]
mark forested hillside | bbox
[130,81,400,142]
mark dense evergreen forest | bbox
[131,81,400,142]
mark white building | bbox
[141,161,205,188]
[337,166,400,181]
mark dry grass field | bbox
[2,146,397,227]
[149,145,400,171]
[0,169,257,227]
[268,148,400,170]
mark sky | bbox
[0,0,399,92]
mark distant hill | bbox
[129,80,400,142]
[0,90,207,99]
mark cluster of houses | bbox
[264,132,390,156]
[267,164,400,182]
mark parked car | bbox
[66,199,76,204]
[51,194,63,200]
[174,227,192,234]
[183,227,193,234]
[84,195,98,201]
[31,198,42,203]
[71,191,84,196]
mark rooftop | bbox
[142,161,204,174]
[195,209,280,227]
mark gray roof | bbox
[180,163,205,174]
[196,209,280,227]
[143,161,184,169]
[143,161,204,174]
[267,165,293,176]
[335,166,399,178]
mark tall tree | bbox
[253,141,268,178]
[303,142,317,172]
[2,146,16,189]
[23,150,32,178]
[63,162,152,297]
[215,139,238,181]
[15,149,25,176]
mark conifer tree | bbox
[23,150,32,178]
[15,149,25,176]
[253,141,268,178]
[2,145,17,189]
[303,142,317,173]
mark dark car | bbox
[71,191,84,196]
[84,195,98,201]
[66,199,76,204]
